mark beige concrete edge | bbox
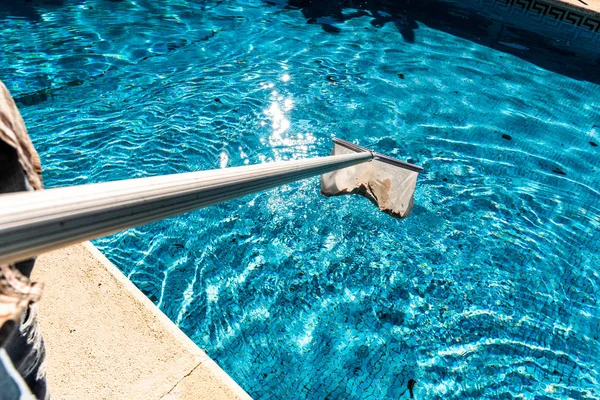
[81,241,252,400]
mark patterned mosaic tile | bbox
[496,0,600,32]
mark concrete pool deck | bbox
[32,242,251,400]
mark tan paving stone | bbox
[32,242,251,400]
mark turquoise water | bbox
[3,0,600,398]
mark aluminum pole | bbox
[0,151,373,265]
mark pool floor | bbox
[3,0,600,398]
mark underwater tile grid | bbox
[2,0,600,398]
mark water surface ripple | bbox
[2,0,600,398]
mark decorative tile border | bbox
[495,0,600,31]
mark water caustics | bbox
[2,0,600,398]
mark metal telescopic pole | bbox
[0,152,373,265]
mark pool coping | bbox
[496,0,600,31]
[32,242,252,400]
[532,0,600,17]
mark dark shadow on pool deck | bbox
[265,0,600,85]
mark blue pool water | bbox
[3,0,600,398]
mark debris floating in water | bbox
[321,139,422,219]
[552,167,566,175]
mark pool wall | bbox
[454,0,600,54]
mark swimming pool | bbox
[3,0,600,398]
